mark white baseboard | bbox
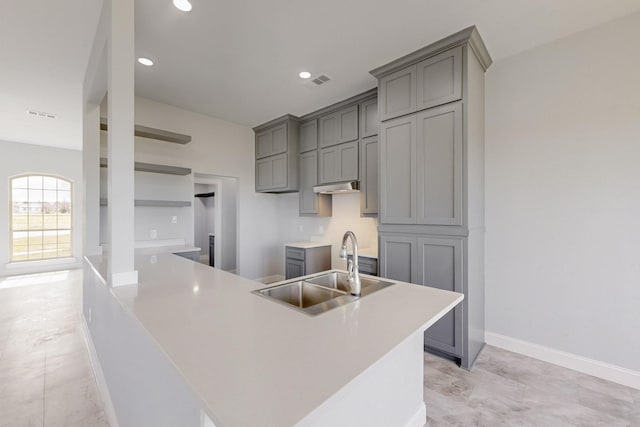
[405,402,426,427]
[80,316,119,427]
[485,331,640,390]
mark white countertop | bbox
[86,253,462,427]
[285,241,332,249]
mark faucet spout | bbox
[340,231,361,296]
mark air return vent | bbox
[27,110,56,119]
[311,74,331,86]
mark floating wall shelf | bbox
[99,158,192,176]
[99,118,192,145]
[100,198,191,208]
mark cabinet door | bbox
[417,237,463,357]
[337,140,358,181]
[416,102,462,226]
[337,105,358,143]
[255,130,272,159]
[360,136,378,216]
[255,153,287,191]
[285,258,305,279]
[360,98,378,138]
[379,115,416,224]
[318,146,338,184]
[379,65,416,121]
[299,120,318,153]
[319,113,338,148]
[416,46,462,111]
[271,123,288,155]
[379,234,416,283]
[299,151,319,214]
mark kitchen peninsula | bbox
[83,252,462,427]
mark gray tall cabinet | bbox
[371,26,492,369]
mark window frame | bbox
[8,173,74,263]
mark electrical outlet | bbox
[150,229,157,239]
[318,226,324,234]
[172,216,178,224]
[88,308,92,323]
[150,255,157,264]
[298,225,303,232]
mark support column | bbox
[107,0,137,286]
[82,103,101,256]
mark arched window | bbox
[10,175,72,262]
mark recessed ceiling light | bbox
[299,71,312,79]
[173,0,192,12]
[137,57,154,66]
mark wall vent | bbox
[311,74,331,86]
[27,110,56,119]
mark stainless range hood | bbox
[313,181,360,194]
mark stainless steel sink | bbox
[256,281,345,309]
[306,271,394,295]
[253,271,395,316]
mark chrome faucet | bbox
[339,231,361,296]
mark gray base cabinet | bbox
[285,245,331,279]
[372,27,492,369]
[347,255,378,276]
[379,233,464,359]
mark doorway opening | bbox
[193,173,238,273]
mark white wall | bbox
[99,166,195,246]
[276,193,378,270]
[0,140,83,277]
[485,12,640,372]
[132,97,279,279]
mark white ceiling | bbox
[0,0,103,150]
[2,1,640,150]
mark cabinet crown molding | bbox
[369,25,492,78]
[252,114,300,133]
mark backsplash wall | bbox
[276,192,378,272]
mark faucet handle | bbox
[347,258,353,274]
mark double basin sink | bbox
[253,271,394,316]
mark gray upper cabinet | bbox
[256,153,288,191]
[360,98,378,138]
[416,102,463,226]
[253,116,299,193]
[360,136,378,217]
[337,105,359,143]
[319,112,338,148]
[299,151,331,216]
[416,46,462,111]
[379,65,417,121]
[378,46,463,122]
[318,140,358,184]
[379,115,416,223]
[256,123,287,159]
[416,236,463,357]
[299,119,318,153]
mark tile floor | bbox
[1,269,638,427]
[424,345,640,426]
[0,270,107,427]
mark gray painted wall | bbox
[485,12,640,372]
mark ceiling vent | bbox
[311,74,331,86]
[27,110,56,119]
